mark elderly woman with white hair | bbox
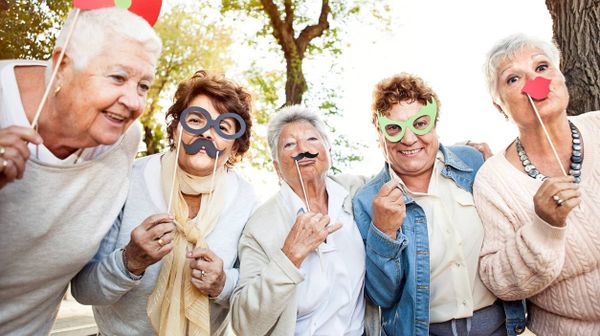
[474,34,600,335]
[230,105,377,335]
[0,7,161,335]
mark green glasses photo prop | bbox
[377,98,437,143]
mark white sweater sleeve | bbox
[474,169,567,301]
[71,211,141,305]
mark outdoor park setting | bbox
[1,0,599,335]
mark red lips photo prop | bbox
[522,76,551,100]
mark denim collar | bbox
[439,144,473,173]
[376,143,474,200]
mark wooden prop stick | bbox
[167,129,184,214]
[207,150,220,211]
[526,94,567,176]
[382,138,407,194]
[294,160,311,212]
[32,9,81,129]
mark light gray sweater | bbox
[71,154,258,335]
[0,125,140,335]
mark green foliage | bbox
[140,2,234,155]
[0,0,72,60]
[221,0,391,173]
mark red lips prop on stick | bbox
[522,76,551,100]
[522,77,567,176]
[31,0,162,129]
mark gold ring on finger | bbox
[200,270,206,279]
[0,146,5,156]
[158,238,165,246]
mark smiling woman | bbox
[0,7,161,335]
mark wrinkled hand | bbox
[466,140,493,160]
[0,126,43,189]
[188,248,226,297]
[124,214,175,275]
[372,180,406,240]
[534,176,581,227]
[282,212,342,268]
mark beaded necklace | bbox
[515,121,582,183]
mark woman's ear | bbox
[493,101,510,121]
[51,47,72,83]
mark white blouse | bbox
[279,177,366,336]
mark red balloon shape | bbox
[522,76,551,100]
[128,0,162,26]
[72,0,162,26]
[73,0,114,9]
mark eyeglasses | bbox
[180,106,246,140]
[377,98,437,143]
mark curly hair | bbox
[371,73,441,126]
[166,70,253,167]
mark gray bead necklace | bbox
[515,121,582,183]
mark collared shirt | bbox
[0,60,112,165]
[279,177,365,336]
[397,151,496,323]
[352,144,526,336]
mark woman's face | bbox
[494,47,569,127]
[274,121,330,185]
[55,36,156,146]
[379,100,439,180]
[174,94,237,177]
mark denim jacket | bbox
[352,144,526,336]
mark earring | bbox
[53,85,62,96]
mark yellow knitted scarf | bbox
[147,149,227,335]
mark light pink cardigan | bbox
[473,111,600,335]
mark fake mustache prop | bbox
[182,137,223,158]
[292,152,319,161]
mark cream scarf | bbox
[148,149,228,335]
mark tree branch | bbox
[260,0,295,54]
[283,0,293,29]
[296,0,330,55]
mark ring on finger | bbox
[0,146,5,156]
[200,270,206,279]
[552,194,564,206]
[158,238,165,246]
[0,158,8,172]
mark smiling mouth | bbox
[398,148,422,155]
[103,111,128,123]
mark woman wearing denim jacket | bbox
[352,73,526,336]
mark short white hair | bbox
[267,105,331,163]
[48,8,162,76]
[484,33,561,103]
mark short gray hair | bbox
[48,8,162,77]
[484,33,561,103]
[267,105,331,162]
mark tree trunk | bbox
[285,54,307,105]
[546,0,600,115]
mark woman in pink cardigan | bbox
[473,34,600,335]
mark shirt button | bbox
[455,262,461,267]
[462,300,468,306]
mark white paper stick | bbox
[294,160,311,212]
[32,9,81,129]
[167,129,184,214]
[526,94,568,176]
